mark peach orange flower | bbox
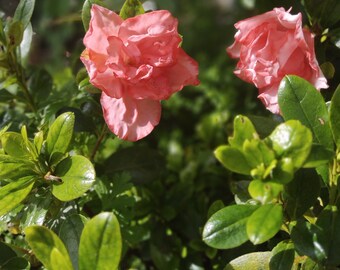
[227,7,328,114]
[81,5,199,141]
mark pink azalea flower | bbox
[227,7,328,114]
[81,5,199,141]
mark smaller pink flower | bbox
[81,5,199,141]
[227,7,328,114]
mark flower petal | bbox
[101,93,161,141]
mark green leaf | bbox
[214,146,252,175]
[0,242,17,265]
[59,214,87,270]
[79,212,122,270]
[28,69,53,105]
[248,180,283,204]
[270,240,295,270]
[228,115,259,150]
[224,252,271,270]
[303,144,334,168]
[7,21,24,49]
[13,0,36,29]
[330,84,340,148]
[20,22,33,64]
[243,139,275,169]
[119,0,145,20]
[1,132,30,157]
[247,115,279,139]
[52,155,95,201]
[202,205,259,249]
[21,191,52,229]
[24,226,73,270]
[46,112,75,166]
[81,0,105,31]
[278,75,333,150]
[284,169,320,219]
[0,176,35,216]
[303,0,340,27]
[291,220,326,262]
[1,257,30,270]
[0,154,35,180]
[268,120,313,168]
[315,205,340,266]
[247,204,283,245]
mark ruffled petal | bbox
[101,93,161,141]
[84,4,123,54]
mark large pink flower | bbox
[227,7,328,114]
[81,5,199,141]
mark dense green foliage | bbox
[0,0,339,269]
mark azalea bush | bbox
[0,0,339,269]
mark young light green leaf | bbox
[13,0,36,29]
[79,212,122,270]
[214,145,251,175]
[59,214,88,270]
[247,204,283,245]
[248,180,283,204]
[7,21,24,49]
[1,132,30,157]
[270,241,295,270]
[24,226,73,270]
[278,75,333,150]
[52,155,95,201]
[330,84,340,148]
[228,115,259,150]
[202,205,259,249]
[0,155,36,180]
[46,112,75,166]
[0,176,35,216]
[268,120,313,168]
[224,252,271,270]
[119,0,145,20]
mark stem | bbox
[329,150,339,205]
[90,124,108,161]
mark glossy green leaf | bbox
[224,252,271,270]
[330,84,340,148]
[0,242,17,265]
[214,146,251,175]
[25,226,73,270]
[79,212,122,270]
[247,204,283,245]
[303,144,334,168]
[119,0,145,20]
[247,115,279,138]
[21,191,52,229]
[59,214,87,270]
[46,112,75,166]
[7,21,24,49]
[228,115,258,150]
[271,158,295,184]
[316,205,340,266]
[284,169,320,219]
[28,68,53,105]
[13,0,36,29]
[291,220,326,262]
[33,131,44,155]
[81,0,105,31]
[1,132,30,157]
[1,257,30,270]
[270,240,295,270]
[278,75,333,150]
[243,139,276,175]
[202,205,259,249]
[0,154,35,180]
[268,120,313,168]
[0,176,35,216]
[248,180,283,204]
[52,155,95,201]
